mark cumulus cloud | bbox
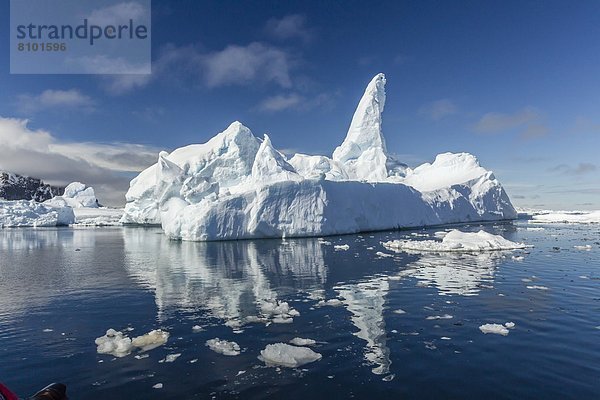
[202,42,294,88]
[87,1,149,26]
[0,116,160,206]
[265,14,313,42]
[104,41,296,94]
[418,99,458,120]
[16,89,95,114]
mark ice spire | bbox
[332,73,390,181]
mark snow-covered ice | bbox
[131,329,169,351]
[258,343,322,368]
[382,229,529,253]
[44,182,98,209]
[479,323,509,336]
[0,199,75,227]
[121,73,516,241]
[529,210,600,224]
[95,328,169,357]
[205,338,241,356]
[289,337,317,346]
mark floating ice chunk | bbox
[0,199,75,227]
[192,325,203,332]
[393,309,406,314]
[163,353,181,363]
[382,230,530,253]
[131,329,170,352]
[375,251,393,258]
[531,211,600,224]
[134,354,149,360]
[272,317,294,324]
[526,227,545,231]
[289,337,317,346]
[504,322,515,329]
[258,343,322,368]
[43,328,53,332]
[334,244,350,251]
[512,255,524,261]
[205,338,241,356]
[95,329,133,357]
[574,245,592,250]
[527,285,549,290]
[479,323,509,336]
[152,383,163,389]
[426,314,453,320]
[316,299,343,307]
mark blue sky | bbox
[1,0,599,208]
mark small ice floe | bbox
[574,245,592,250]
[289,337,316,346]
[318,239,332,245]
[382,374,395,382]
[272,317,294,324]
[236,370,246,376]
[189,359,198,363]
[134,354,149,360]
[426,314,453,320]
[95,329,134,358]
[205,338,241,356]
[527,285,549,290]
[316,299,343,307]
[512,255,524,261]
[382,230,530,253]
[95,328,169,358]
[526,227,545,231]
[160,353,181,363]
[192,325,203,332]
[260,299,300,323]
[152,383,163,389]
[334,244,350,251]
[393,309,407,314]
[42,328,53,333]
[504,322,515,329]
[366,246,375,250]
[375,251,393,258]
[479,323,509,336]
[440,337,451,340]
[258,343,322,368]
[410,232,429,237]
[131,329,170,352]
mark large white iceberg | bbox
[121,73,516,241]
[0,199,75,227]
[44,182,98,209]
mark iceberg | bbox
[258,343,322,368]
[121,73,517,241]
[0,199,75,228]
[44,182,98,209]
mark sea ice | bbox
[120,74,517,240]
[289,337,317,346]
[382,229,529,253]
[131,329,170,351]
[205,338,241,356]
[479,323,509,336]
[334,244,350,251]
[95,328,169,357]
[530,210,600,224]
[258,343,322,368]
[0,200,75,227]
[574,245,592,250]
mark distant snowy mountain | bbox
[0,171,63,202]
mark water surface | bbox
[0,222,598,399]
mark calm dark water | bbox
[0,222,598,399]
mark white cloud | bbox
[258,93,303,112]
[549,163,597,176]
[103,41,295,94]
[418,99,458,120]
[257,92,334,113]
[16,89,95,114]
[473,107,540,133]
[203,42,293,88]
[0,116,160,206]
[87,1,149,26]
[265,14,313,42]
